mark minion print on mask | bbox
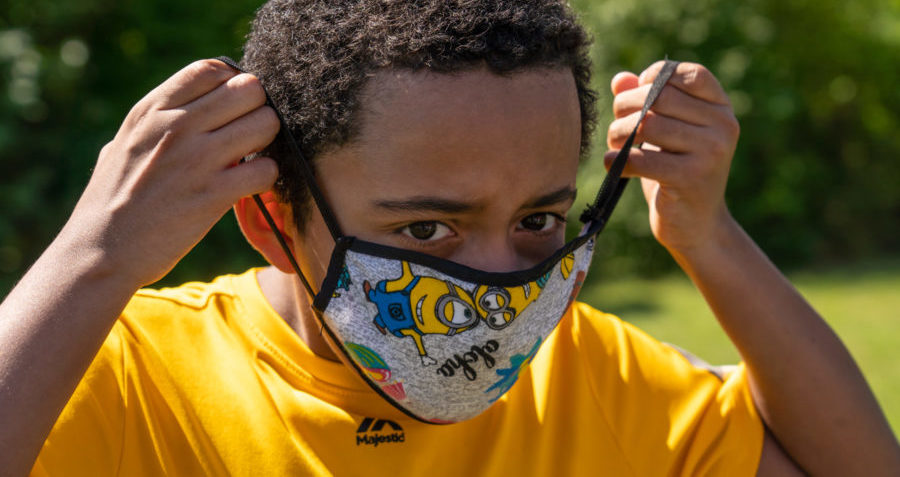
[470,253,574,329]
[364,262,480,366]
[363,257,576,365]
[559,252,575,280]
[473,279,545,330]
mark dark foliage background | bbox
[2,0,899,294]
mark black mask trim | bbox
[311,221,602,311]
[215,55,345,240]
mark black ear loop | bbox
[215,56,342,302]
[580,59,679,225]
[247,193,317,297]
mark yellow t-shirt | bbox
[32,269,763,476]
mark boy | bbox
[2,0,899,475]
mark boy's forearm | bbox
[669,214,900,476]
[0,231,141,476]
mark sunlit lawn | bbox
[579,257,900,436]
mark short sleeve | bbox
[569,302,764,476]
[30,324,126,477]
[676,362,763,475]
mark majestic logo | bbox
[356,418,405,447]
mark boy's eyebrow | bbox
[373,196,478,214]
[524,186,578,209]
[372,186,577,214]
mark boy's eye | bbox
[519,213,560,232]
[402,221,452,241]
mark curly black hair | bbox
[241,0,597,230]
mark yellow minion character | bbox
[366,261,479,366]
[560,252,575,280]
[473,279,543,330]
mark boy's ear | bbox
[234,192,297,274]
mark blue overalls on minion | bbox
[367,276,421,337]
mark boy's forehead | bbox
[316,66,581,211]
[359,66,579,126]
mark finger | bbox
[613,82,733,127]
[607,110,707,153]
[603,148,687,183]
[640,61,730,106]
[204,105,281,167]
[611,72,639,95]
[179,73,268,133]
[216,156,279,202]
[147,59,237,110]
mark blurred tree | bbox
[1,0,899,295]
[572,0,900,276]
[0,0,266,292]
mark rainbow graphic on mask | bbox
[344,342,407,401]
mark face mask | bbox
[218,56,678,424]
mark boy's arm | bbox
[607,61,900,476]
[0,59,278,476]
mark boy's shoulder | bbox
[113,269,266,354]
[130,272,247,309]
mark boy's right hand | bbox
[63,59,279,287]
[0,60,278,474]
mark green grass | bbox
[579,257,900,437]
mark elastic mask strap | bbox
[215,56,344,240]
[215,55,330,298]
[245,194,314,297]
[580,59,680,225]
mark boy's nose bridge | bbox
[457,236,531,273]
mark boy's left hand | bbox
[606,61,739,258]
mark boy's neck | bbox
[256,266,341,362]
